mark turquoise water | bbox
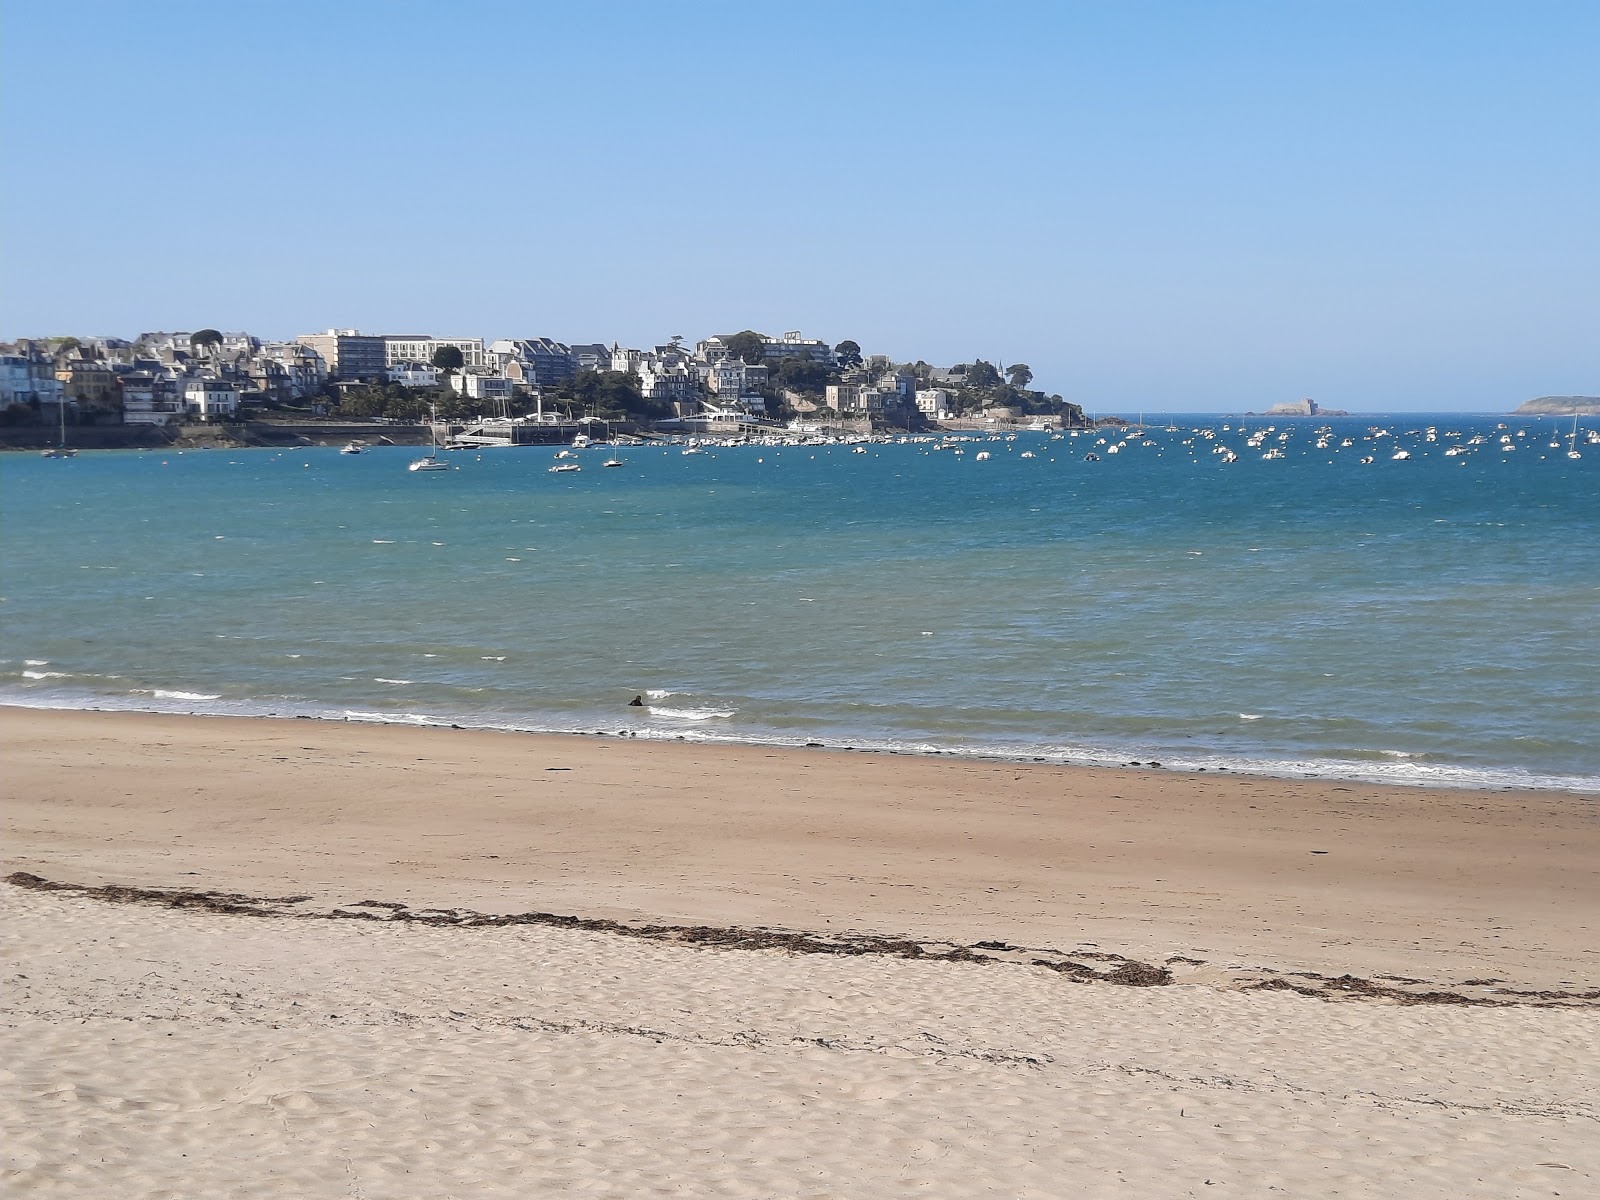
[3,416,1596,790]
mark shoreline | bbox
[6,694,1596,796]
[5,705,1597,992]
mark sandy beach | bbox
[4,707,1598,1197]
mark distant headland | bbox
[1512,396,1600,416]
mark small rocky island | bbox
[1263,398,1349,417]
[1512,395,1600,416]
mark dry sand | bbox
[3,707,1598,1197]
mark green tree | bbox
[772,356,835,396]
[430,345,465,373]
[965,360,1002,388]
[834,340,862,369]
[571,370,660,420]
[1005,363,1033,389]
[724,330,766,365]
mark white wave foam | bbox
[374,678,413,685]
[644,689,676,699]
[24,659,48,666]
[341,710,434,725]
[648,706,734,721]
[23,670,68,680]
[152,689,221,701]
[1238,713,1263,720]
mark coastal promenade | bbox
[3,707,1597,1197]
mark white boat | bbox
[41,399,77,458]
[1569,418,1583,460]
[340,441,366,455]
[1391,449,1411,460]
[602,457,624,468]
[549,462,581,473]
[409,407,450,472]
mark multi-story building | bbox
[489,338,575,386]
[120,373,183,425]
[915,388,953,418]
[183,377,241,419]
[761,331,833,365]
[568,343,610,373]
[295,330,386,381]
[639,363,698,404]
[258,342,328,398]
[451,373,515,403]
[707,360,768,396]
[388,363,438,388]
[0,353,64,409]
[382,336,485,370]
[610,345,646,374]
[55,361,120,420]
[825,383,862,413]
[876,370,916,400]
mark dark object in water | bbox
[628,695,644,706]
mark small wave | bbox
[372,540,395,544]
[1238,713,1263,720]
[152,689,221,701]
[648,706,735,721]
[24,659,48,666]
[481,656,506,662]
[374,678,413,685]
[341,710,435,725]
[644,689,677,699]
[23,670,69,680]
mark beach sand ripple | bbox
[4,887,1597,1199]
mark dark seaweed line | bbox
[8,872,1595,1008]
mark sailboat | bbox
[40,398,77,458]
[1569,417,1583,460]
[409,406,450,472]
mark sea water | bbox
[3,415,1596,791]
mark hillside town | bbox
[0,327,1086,446]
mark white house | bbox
[388,362,439,388]
[451,372,515,402]
[183,377,240,419]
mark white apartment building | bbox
[916,388,953,418]
[382,336,485,370]
[183,377,241,419]
[763,332,833,364]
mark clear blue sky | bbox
[3,0,1595,411]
